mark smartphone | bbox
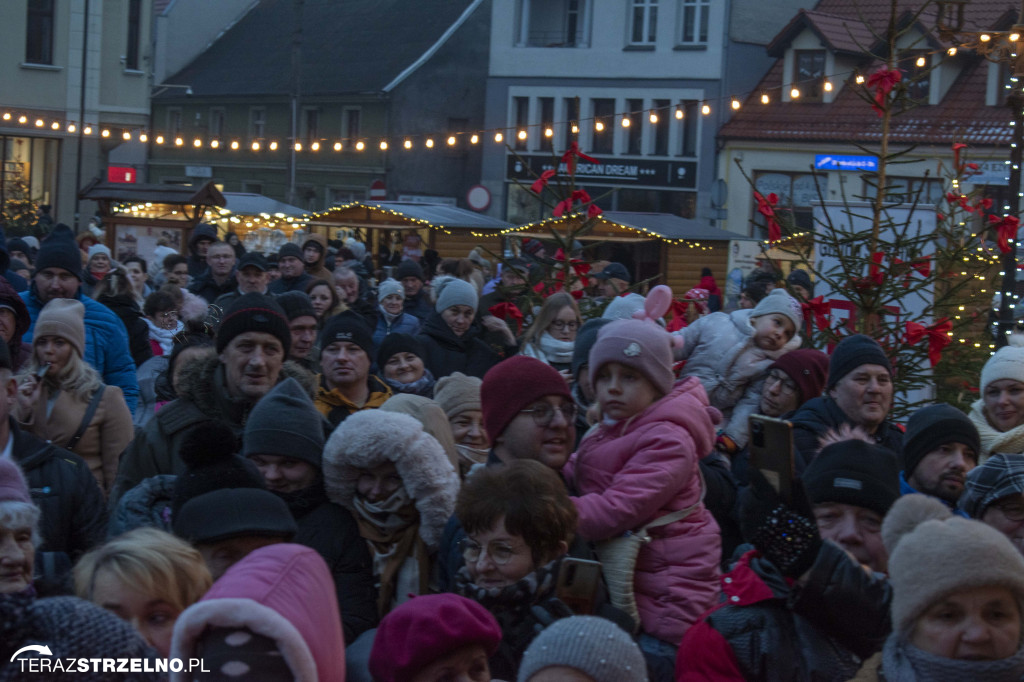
[748,414,795,506]
[555,557,602,615]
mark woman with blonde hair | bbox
[15,299,134,494]
[519,291,581,376]
[75,526,213,657]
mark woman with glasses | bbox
[961,453,1024,556]
[142,290,183,357]
[520,292,582,377]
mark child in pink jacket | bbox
[563,299,721,661]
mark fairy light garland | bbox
[490,214,716,250]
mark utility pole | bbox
[288,0,304,206]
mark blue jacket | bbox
[372,310,421,350]
[899,471,969,518]
[21,287,140,414]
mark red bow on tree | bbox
[530,169,556,194]
[905,318,952,367]
[754,191,781,243]
[801,296,830,331]
[553,189,602,217]
[866,68,902,116]
[561,142,598,175]
[989,214,1021,253]
[488,302,524,334]
[850,252,886,289]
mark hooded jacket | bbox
[563,376,722,644]
[416,313,503,379]
[171,544,345,682]
[186,223,217,278]
[303,234,334,282]
[96,292,153,369]
[677,543,892,682]
[789,397,903,474]
[675,309,801,449]
[21,286,140,414]
[109,353,316,506]
[0,276,32,371]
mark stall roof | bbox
[310,202,512,230]
[596,212,758,242]
[79,179,226,207]
[221,193,307,218]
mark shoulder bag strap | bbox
[65,385,105,451]
[640,463,707,533]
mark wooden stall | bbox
[198,192,309,253]
[504,211,757,295]
[80,179,226,266]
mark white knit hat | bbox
[750,288,803,331]
[601,293,645,321]
[981,345,1024,394]
[517,616,648,682]
[87,243,112,261]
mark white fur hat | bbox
[980,345,1024,394]
[87,243,112,261]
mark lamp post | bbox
[937,1,1024,346]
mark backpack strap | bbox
[65,386,105,451]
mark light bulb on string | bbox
[122,131,131,141]
[470,134,479,144]
[251,141,261,151]
[155,134,164,144]
[193,138,202,148]
[17,116,27,124]
[855,74,865,84]
[101,129,110,138]
[790,87,801,99]
[517,129,528,140]
[311,141,320,151]
[594,121,605,132]
[731,99,740,110]
[294,142,302,152]
[494,132,504,143]
[447,135,456,146]
[649,112,658,123]
[621,117,631,128]
[210,139,219,148]
[379,140,387,151]
[50,121,59,130]
[544,127,554,137]
[915,56,926,67]
[333,141,342,151]
[675,108,683,119]
[425,138,434,148]
[139,132,146,142]
[230,140,239,150]
[174,136,183,146]
[948,47,957,56]
[355,141,365,151]
[824,81,833,92]
[34,119,44,127]
[269,141,278,151]
[761,93,770,104]
[701,103,710,115]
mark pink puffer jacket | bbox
[564,376,721,645]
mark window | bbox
[249,108,266,140]
[753,171,829,236]
[343,108,361,144]
[591,98,615,154]
[625,98,643,154]
[899,51,931,103]
[26,0,54,64]
[862,176,944,204]
[519,0,589,47]
[304,109,319,144]
[208,108,225,138]
[653,98,670,156]
[679,100,698,157]
[679,0,709,46]
[514,96,530,151]
[539,97,554,151]
[167,108,182,136]
[793,50,826,101]
[563,97,580,146]
[125,0,141,70]
[629,0,657,45]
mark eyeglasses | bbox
[992,500,1024,522]
[460,538,522,565]
[765,370,798,395]
[549,320,580,332]
[157,310,179,321]
[519,403,576,426]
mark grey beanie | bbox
[378,278,404,301]
[243,378,326,468]
[434,276,478,313]
[750,288,803,332]
[517,616,648,682]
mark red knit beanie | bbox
[767,348,829,403]
[481,356,572,442]
[369,594,502,682]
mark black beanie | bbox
[320,310,373,356]
[827,334,891,388]
[395,260,424,282]
[276,291,317,322]
[278,243,302,260]
[786,268,814,295]
[377,332,426,368]
[902,403,980,476]
[801,439,901,517]
[171,421,256,516]
[572,317,613,381]
[34,226,82,279]
[216,293,291,355]
[243,378,325,467]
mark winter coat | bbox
[269,271,314,295]
[16,382,133,495]
[403,289,433,321]
[969,398,1024,461]
[314,373,392,428]
[186,223,217,278]
[371,308,421,350]
[303,234,334,282]
[789,397,903,474]
[12,418,107,592]
[171,544,345,682]
[110,354,316,507]
[107,474,175,538]
[96,293,153,369]
[278,483,378,642]
[676,543,892,682]
[21,287,140,414]
[0,276,31,372]
[675,309,801,448]
[563,376,722,644]
[133,354,168,428]
[188,268,236,304]
[416,312,503,379]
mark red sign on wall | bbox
[108,166,136,183]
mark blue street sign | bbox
[814,154,879,171]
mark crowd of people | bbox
[2,222,1024,682]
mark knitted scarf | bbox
[522,333,575,365]
[969,398,1024,462]
[882,634,1024,682]
[454,557,561,626]
[352,488,431,617]
[144,317,183,355]
[382,369,436,398]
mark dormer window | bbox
[793,50,826,101]
[898,50,931,103]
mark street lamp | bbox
[937,1,1024,346]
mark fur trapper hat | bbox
[322,409,459,547]
[883,494,1024,634]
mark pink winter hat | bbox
[0,458,32,504]
[589,318,676,396]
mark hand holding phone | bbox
[555,557,602,615]
[748,415,795,507]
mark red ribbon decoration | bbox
[553,189,595,217]
[754,191,781,243]
[905,318,953,367]
[952,142,968,175]
[801,296,830,331]
[989,214,1021,253]
[530,169,556,194]
[561,141,598,175]
[866,68,902,116]
[488,302,524,334]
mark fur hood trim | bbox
[176,354,316,415]
[170,598,316,682]
[322,410,459,547]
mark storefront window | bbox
[0,135,60,223]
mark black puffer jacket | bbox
[416,313,503,379]
[788,397,903,474]
[96,293,153,369]
[679,541,891,681]
[13,418,107,593]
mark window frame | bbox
[125,0,142,71]
[628,0,658,46]
[26,0,55,65]
[792,49,826,102]
[249,107,266,142]
[342,107,361,146]
[678,0,709,47]
[208,108,225,139]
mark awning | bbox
[220,192,307,218]
[307,201,512,231]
